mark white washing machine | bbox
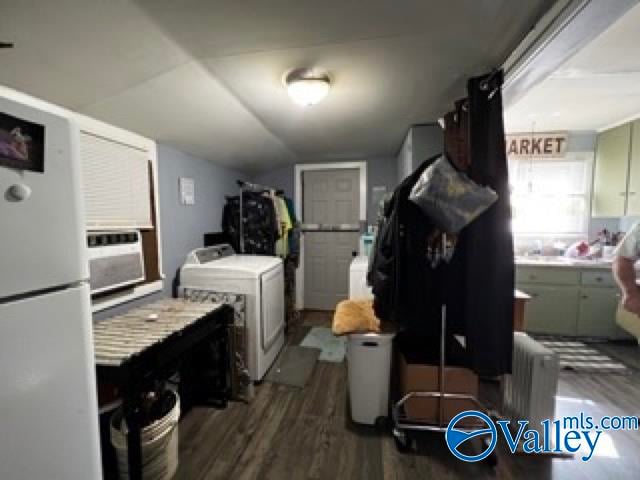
[349,255,373,300]
[179,244,285,381]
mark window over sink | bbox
[508,151,593,237]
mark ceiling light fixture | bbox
[285,69,331,107]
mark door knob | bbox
[6,183,31,202]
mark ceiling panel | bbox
[81,62,295,171]
[132,0,512,59]
[0,0,553,171]
[204,34,473,160]
[505,3,640,133]
[198,0,552,160]
[505,74,640,132]
[558,2,640,76]
[0,0,189,109]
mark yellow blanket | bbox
[332,299,381,335]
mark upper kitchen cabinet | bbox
[592,123,631,216]
[397,124,443,183]
[625,120,640,214]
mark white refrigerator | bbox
[0,94,102,479]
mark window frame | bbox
[508,151,594,239]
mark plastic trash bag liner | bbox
[409,156,498,234]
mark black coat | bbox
[370,73,514,376]
[370,153,443,337]
[222,192,279,255]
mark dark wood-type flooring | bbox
[175,311,640,480]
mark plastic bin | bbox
[346,332,395,425]
[110,390,180,480]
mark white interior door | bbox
[303,169,360,310]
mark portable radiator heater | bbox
[502,332,559,435]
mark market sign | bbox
[505,132,568,158]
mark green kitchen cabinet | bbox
[577,287,620,337]
[592,123,632,217]
[516,266,579,285]
[626,120,640,215]
[518,283,579,335]
[517,266,630,339]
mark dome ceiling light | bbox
[285,69,331,107]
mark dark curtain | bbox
[456,71,514,376]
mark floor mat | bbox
[300,327,347,363]
[536,338,630,374]
[264,346,321,388]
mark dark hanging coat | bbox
[370,71,514,376]
[222,192,279,255]
[370,153,444,339]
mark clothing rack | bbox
[235,180,283,253]
[391,234,497,464]
[392,306,496,463]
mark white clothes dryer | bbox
[180,244,285,381]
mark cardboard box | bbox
[398,352,479,426]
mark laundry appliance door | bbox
[261,263,285,351]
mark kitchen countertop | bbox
[515,256,615,270]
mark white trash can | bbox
[346,332,395,426]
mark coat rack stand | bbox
[391,234,497,465]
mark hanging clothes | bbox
[444,98,471,172]
[370,70,514,377]
[284,196,301,259]
[222,191,279,255]
[279,195,301,329]
[284,196,296,223]
[273,194,292,258]
[369,153,443,337]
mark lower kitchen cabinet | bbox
[517,266,631,339]
[518,284,579,335]
[578,287,628,339]
[578,287,618,337]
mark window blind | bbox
[80,132,152,229]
